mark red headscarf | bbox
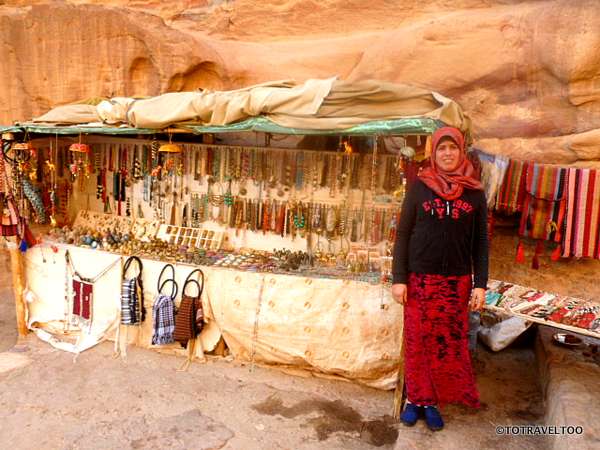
[418,127,482,200]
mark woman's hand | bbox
[469,287,486,311]
[391,283,407,304]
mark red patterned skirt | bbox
[403,272,480,408]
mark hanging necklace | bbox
[369,137,379,247]
[293,201,305,229]
[295,151,304,191]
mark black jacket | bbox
[392,179,489,288]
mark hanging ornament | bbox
[132,156,143,180]
[150,165,162,178]
[159,133,182,154]
[9,142,34,163]
[22,177,47,223]
[68,138,91,190]
[151,139,160,163]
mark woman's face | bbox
[435,138,462,172]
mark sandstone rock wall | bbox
[1,0,599,167]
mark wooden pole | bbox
[9,246,28,337]
[392,326,406,419]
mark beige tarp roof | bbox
[33,78,471,133]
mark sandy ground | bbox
[0,250,550,450]
[0,250,17,353]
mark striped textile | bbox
[173,294,203,348]
[152,294,176,345]
[562,168,600,258]
[496,159,528,214]
[120,278,138,325]
[519,164,567,242]
[0,151,6,194]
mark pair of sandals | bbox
[400,402,444,431]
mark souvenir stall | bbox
[1,78,469,389]
[0,127,433,389]
[476,149,600,339]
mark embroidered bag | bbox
[72,278,93,321]
[519,164,567,242]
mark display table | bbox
[23,243,402,390]
[485,279,600,339]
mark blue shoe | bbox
[400,403,422,427]
[424,406,444,431]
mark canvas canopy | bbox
[27,78,471,135]
[11,117,441,136]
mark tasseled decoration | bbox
[24,226,37,248]
[531,240,544,270]
[18,225,37,252]
[551,245,562,261]
[516,240,526,263]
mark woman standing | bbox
[391,126,488,431]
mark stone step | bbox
[535,326,600,450]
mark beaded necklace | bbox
[369,137,379,247]
[277,202,286,236]
[295,151,304,191]
[234,147,242,180]
[328,153,338,198]
[321,154,329,188]
[262,199,271,234]
[241,148,250,180]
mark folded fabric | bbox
[496,159,528,214]
[519,163,567,242]
[562,168,600,258]
[475,150,509,209]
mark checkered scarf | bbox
[152,294,175,345]
[120,278,139,325]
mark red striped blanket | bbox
[562,168,600,258]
